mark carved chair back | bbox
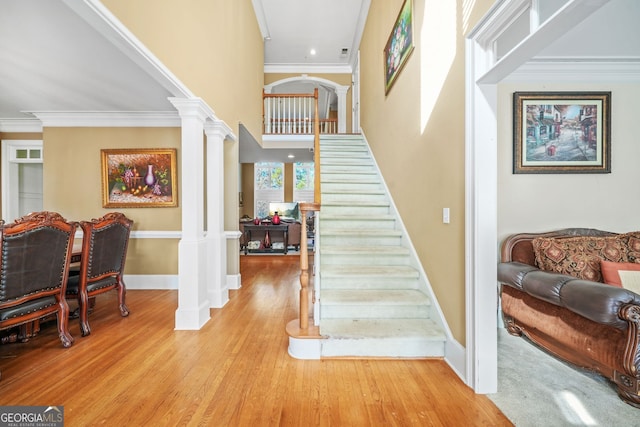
[67,212,132,336]
[0,211,77,348]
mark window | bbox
[2,140,43,221]
[293,162,314,203]
[254,162,284,218]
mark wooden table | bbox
[242,224,289,255]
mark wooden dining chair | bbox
[66,212,133,336]
[0,211,77,355]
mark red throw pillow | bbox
[600,260,640,287]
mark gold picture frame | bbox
[383,0,414,95]
[101,148,178,208]
[513,91,611,174]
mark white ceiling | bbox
[0,0,180,122]
[254,0,370,73]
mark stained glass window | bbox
[254,162,284,218]
[294,162,314,203]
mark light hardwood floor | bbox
[0,256,512,426]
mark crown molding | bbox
[251,0,271,40]
[264,63,353,74]
[504,57,640,82]
[26,111,181,127]
[0,118,43,133]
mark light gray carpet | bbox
[489,328,640,426]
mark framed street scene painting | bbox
[513,92,611,174]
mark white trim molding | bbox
[504,57,640,82]
[264,64,353,74]
[0,118,43,133]
[27,111,181,128]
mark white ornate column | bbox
[204,120,232,307]
[336,85,350,134]
[169,97,210,330]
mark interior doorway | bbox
[1,140,43,222]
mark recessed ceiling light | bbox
[288,154,295,159]
[309,48,316,56]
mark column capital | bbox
[204,119,236,142]
[169,97,213,122]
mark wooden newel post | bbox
[299,209,310,329]
[298,203,320,330]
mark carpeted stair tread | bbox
[320,229,402,237]
[321,213,395,221]
[321,289,429,305]
[321,176,380,183]
[322,188,386,195]
[321,246,410,255]
[322,200,390,208]
[320,318,444,340]
[321,265,418,278]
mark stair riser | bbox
[321,277,420,290]
[322,174,380,183]
[321,165,375,173]
[321,254,409,266]
[322,183,383,192]
[321,304,430,319]
[321,234,401,246]
[320,339,445,358]
[321,205,390,215]
[322,148,368,154]
[320,155,373,164]
[321,219,396,230]
[322,193,388,203]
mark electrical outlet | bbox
[443,208,450,224]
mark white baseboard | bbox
[125,274,178,290]
[227,273,241,290]
[444,337,467,385]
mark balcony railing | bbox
[263,89,337,135]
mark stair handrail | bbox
[285,88,321,335]
[296,88,321,331]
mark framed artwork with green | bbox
[383,0,415,95]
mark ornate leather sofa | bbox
[498,228,640,407]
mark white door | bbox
[2,140,43,221]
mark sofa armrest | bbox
[499,261,640,330]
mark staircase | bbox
[316,134,447,358]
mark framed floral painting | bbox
[383,0,414,95]
[101,148,178,207]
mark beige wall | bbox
[498,82,640,241]
[103,0,264,237]
[359,0,494,343]
[100,0,265,272]
[265,72,353,133]
[43,127,181,275]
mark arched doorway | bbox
[264,76,351,134]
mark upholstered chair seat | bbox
[66,212,132,337]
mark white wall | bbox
[498,82,640,243]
